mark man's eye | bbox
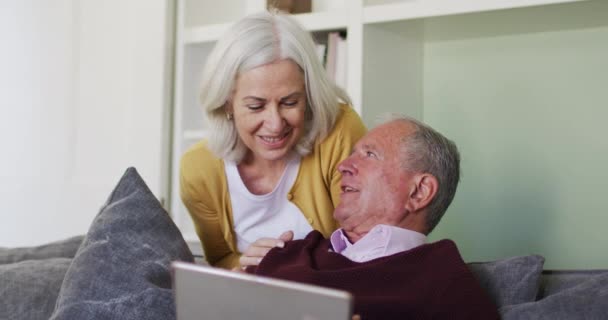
[366,151,377,158]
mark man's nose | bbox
[337,157,357,176]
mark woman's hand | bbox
[239,230,294,268]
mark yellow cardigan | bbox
[179,105,366,269]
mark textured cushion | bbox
[0,258,71,320]
[0,235,83,264]
[500,273,608,320]
[50,167,194,320]
[539,269,608,298]
[468,255,545,308]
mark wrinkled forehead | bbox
[368,121,415,144]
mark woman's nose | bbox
[265,105,285,132]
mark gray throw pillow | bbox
[50,167,194,320]
[0,235,83,264]
[0,258,71,320]
[539,269,608,297]
[468,255,545,308]
[500,273,608,320]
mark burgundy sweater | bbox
[249,231,499,320]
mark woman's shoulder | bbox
[181,139,219,163]
[321,104,367,146]
[180,140,224,183]
[335,104,363,127]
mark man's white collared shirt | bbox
[329,224,427,263]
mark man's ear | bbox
[405,174,438,213]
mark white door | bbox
[0,0,173,247]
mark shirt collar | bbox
[330,224,427,263]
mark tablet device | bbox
[172,261,353,320]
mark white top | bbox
[225,155,313,253]
[329,224,427,263]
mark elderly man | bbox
[246,116,500,319]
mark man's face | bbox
[334,121,417,237]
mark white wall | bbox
[0,0,173,247]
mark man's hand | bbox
[239,231,294,267]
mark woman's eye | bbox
[247,104,263,110]
[366,151,377,158]
[282,100,298,107]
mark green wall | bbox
[423,1,608,269]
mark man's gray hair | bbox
[377,114,461,233]
[200,10,351,162]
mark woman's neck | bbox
[240,153,289,172]
[236,153,291,195]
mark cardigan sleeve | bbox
[179,143,241,269]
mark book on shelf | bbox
[334,34,347,90]
[314,31,347,89]
[325,32,339,83]
[325,32,347,89]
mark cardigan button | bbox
[308,217,314,225]
[287,193,294,200]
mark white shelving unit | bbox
[362,0,583,23]
[170,0,589,250]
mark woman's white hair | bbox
[200,10,351,162]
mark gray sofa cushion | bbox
[0,235,83,264]
[468,255,545,308]
[0,258,71,320]
[50,167,194,320]
[540,269,608,298]
[500,272,608,320]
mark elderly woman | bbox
[179,11,366,269]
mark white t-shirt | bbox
[224,155,313,253]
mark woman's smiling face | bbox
[229,59,307,164]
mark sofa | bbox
[1,168,606,320]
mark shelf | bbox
[182,11,348,44]
[172,0,608,269]
[292,11,348,31]
[182,1,589,42]
[363,0,585,24]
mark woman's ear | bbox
[224,101,234,119]
[405,173,438,213]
